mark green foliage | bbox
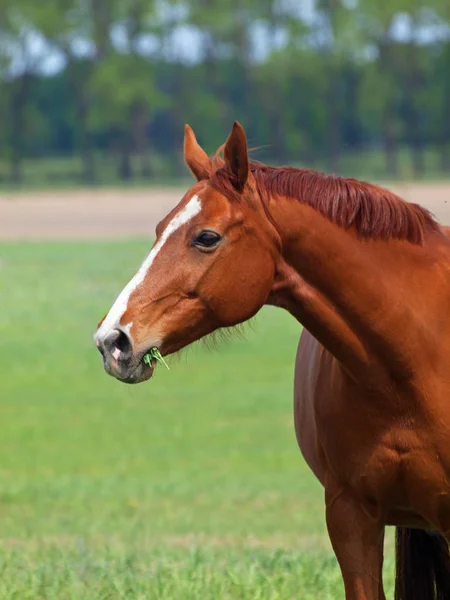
[0,1,449,184]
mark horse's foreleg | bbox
[325,483,386,600]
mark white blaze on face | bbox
[95,194,202,344]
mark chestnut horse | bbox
[95,122,450,600]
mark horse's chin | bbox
[105,360,155,385]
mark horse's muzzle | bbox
[95,327,153,384]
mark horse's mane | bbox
[209,154,440,245]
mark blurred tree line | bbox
[0,0,449,186]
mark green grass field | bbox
[0,241,396,598]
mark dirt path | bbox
[0,188,183,241]
[0,183,449,241]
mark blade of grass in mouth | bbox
[143,348,170,370]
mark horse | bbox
[94,121,450,600]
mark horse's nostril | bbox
[103,328,133,359]
[115,330,132,354]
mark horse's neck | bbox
[267,197,444,387]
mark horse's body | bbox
[95,122,450,599]
[295,327,450,598]
[296,324,450,532]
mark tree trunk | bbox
[67,57,96,185]
[326,62,341,173]
[199,0,231,132]
[325,0,341,174]
[10,75,30,185]
[118,152,132,181]
[440,144,450,174]
[378,39,399,179]
[439,44,450,174]
[131,102,151,178]
[382,109,399,179]
[76,93,96,184]
[267,92,287,164]
[117,135,133,181]
[411,135,425,179]
[203,50,231,133]
[406,30,424,179]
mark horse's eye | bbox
[194,231,221,249]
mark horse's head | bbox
[94,122,281,383]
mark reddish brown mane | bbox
[210,157,440,244]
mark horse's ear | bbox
[224,121,249,191]
[184,125,210,181]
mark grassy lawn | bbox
[0,241,396,598]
